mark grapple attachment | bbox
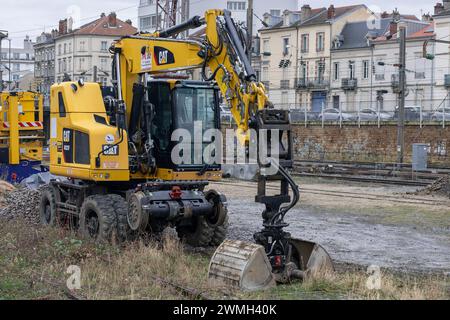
[208,239,334,291]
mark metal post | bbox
[247,0,254,61]
[304,104,307,128]
[0,34,3,92]
[321,101,325,128]
[339,101,342,128]
[93,65,98,83]
[8,39,11,90]
[397,24,407,165]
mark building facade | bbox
[259,4,374,110]
[0,36,35,90]
[330,13,438,112]
[138,0,299,34]
[34,31,57,108]
[433,1,450,102]
[54,12,137,85]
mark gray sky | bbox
[0,0,435,47]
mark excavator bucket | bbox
[208,240,276,291]
[208,239,334,292]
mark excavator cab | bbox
[146,80,221,173]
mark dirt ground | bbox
[208,178,450,274]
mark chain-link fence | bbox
[288,98,450,128]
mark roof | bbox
[260,4,367,32]
[334,18,391,50]
[334,17,432,50]
[59,14,137,38]
[433,9,450,17]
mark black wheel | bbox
[109,194,137,243]
[79,195,117,242]
[183,216,214,247]
[39,189,57,226]
[210,215,229,246]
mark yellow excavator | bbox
[40,9,332,291]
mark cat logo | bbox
[154,46,175,66]
[159,50,168,65]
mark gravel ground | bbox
[0,187,42,224]
[209,180,450,274]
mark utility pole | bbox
[246,0,254,61]
[0,30,7,92]
[397,23,407,165]
[93,65,98,83]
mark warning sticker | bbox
[141,46,152,71]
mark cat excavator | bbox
[41,9,332,291]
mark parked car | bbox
[430,106,450,121]
[319,108,355,121]
[289,108,319,121]
[394,105,423,121]
[359,108,393,121]
[219,104,232,122]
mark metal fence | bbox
[287,98,450,128]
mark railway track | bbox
[212,180,450,207]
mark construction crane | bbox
[40,9,332,291]
[0,91,45,183]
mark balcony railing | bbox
[296,77,330,90]
[341,78,357,90]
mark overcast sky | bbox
[0,0,435,47]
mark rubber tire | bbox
[39,188,57,226]
[109,194,137,243]
[210,215,229,247]
[184,216,214,247]
[79,195,117,243]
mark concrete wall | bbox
[292,124,450,165]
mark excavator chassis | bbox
[40,179,228,246]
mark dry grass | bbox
[0,218,448,300]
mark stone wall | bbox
[292,124,450,166]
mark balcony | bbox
[341,78,357,91]
[445,75,450,88]
[391,74,400,93]
[296,77,329,90]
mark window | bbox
[283,38,290,56]
[333,62,339,81]
[280,80,290,89]
[26,53,30,60]
[301,34,309,53]
[58,44,62,55]
[270,10,281,17]
[263,40,270,54]
[13,74,19,81]
[13,63,20,71]
[101,41,108,51]
[13,52,20,60]
[227,1,246,11]
[58,92,66,117]
[349,61,355,79]
[79,41,85,52]
[363,60,369,79]
[100,58,107,70]
[281,91,288,106]
[262,67,269,81]
[140,14,159,30]
[79,57,85,71]
[316,32,325,52]
[64,43,67,54]
[1,52,6,59]
[69,43,72,53]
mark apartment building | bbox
[0,36,35,90]
[34,31,57,108]
[259,4,374,110]
[330,12,436,112]
[138,0,299,34]
[54,12,137,84]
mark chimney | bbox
[389,20,398,36]
[67,17,73,33]
[24,35,32,50]
[435,3,444,15]
[58,19,68,35]
[422,13,432,22]
[108,12,117,27]
[101,12,106,18]
[327,5,335,19]
[301,5,312,21]
[444,0,450,10]
[125,19,133,26]
[381,11,389,18]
